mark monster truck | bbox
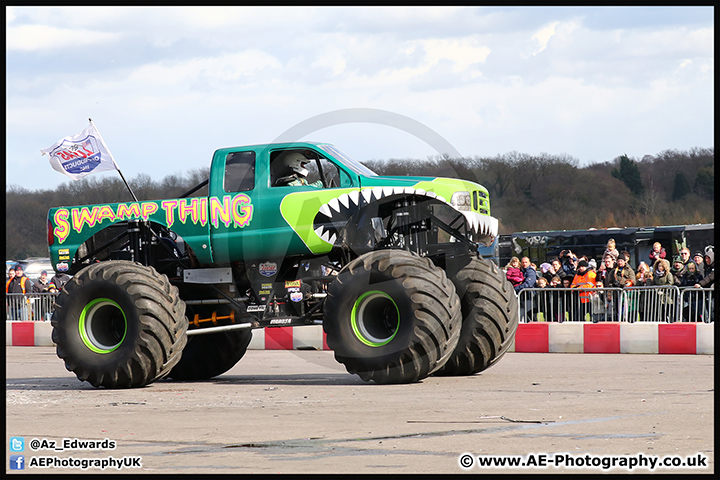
[48,142,517,388]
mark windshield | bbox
[318,144,377,177]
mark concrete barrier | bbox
[548,322,583,353]
[510,322,713,355]
[6,321,54,347]
[7,322,714,355]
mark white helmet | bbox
[277,152,310,178]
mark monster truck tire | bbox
[51,261,188,388]
[324,249,461,384]
[434,256,518,377]
[168,328,252,381]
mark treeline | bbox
[6,148,714,260]
[364,147,714,234]
[6,167,210,260]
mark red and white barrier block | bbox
[6,321,55,347]
[7,322,713,354]
[5,322,332,350]
[248,326,329,351]
[511,322,714,354]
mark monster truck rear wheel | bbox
[168,328,252,381]
[51,261,188,388]
[324,250,461,384]
[434,256,518,376]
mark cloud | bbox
[531,21,560,55]
[5,7,714,191]
[124,50,283,90]
[6,5,17,23]
[311,44,348,76]
[6,24,120,51]
[168,6,254,28]
[418,37,491,73]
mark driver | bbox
[273,152,323,188]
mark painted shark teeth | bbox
[312,187,498,244]
[460,210,499,238]
[319,204,332,218]
[313,225,337,245]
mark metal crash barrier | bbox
[6,287,715,324]
[5,293,58,322]
[516,286,714,323]
[679,287,715,323]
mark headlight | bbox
[451,191,471,211]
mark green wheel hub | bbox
[351,291,400,347]
[78,298,127,354]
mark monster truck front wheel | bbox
[434,256,518,376]
[324,250,461,384]
[51,261,188,388]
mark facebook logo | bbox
[10,455,25,470]
[10,436,25,452]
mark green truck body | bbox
[48,142,497,269]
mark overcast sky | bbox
[6,6,714,192]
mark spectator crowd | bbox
[5,263,71,321]
[5,241,716,323]
[506,239,715,323]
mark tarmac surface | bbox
[5,347,714,474]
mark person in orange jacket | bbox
[7,264,33,294]
[570,259,596,322]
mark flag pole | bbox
[117,167,139,203]
[89,118,139,203]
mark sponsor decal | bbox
[56,262,69,272]
[209,194,253,229]
[58,248,70,255]
[247,305,267,312]
[270,318,292,325]
[285,280,301,288]
[259,262,278,277]
[290,292,304,303]
[51,194,253,244]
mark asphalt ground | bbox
[5,347,714,474]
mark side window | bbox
[305,160,322,186]
[271,150,299,187]
[319,159,340,187]
[271,149,328,188]
[269,149,350,188]
[340,169,353,187]
[304,159,341,187]
[224,151,255,192]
